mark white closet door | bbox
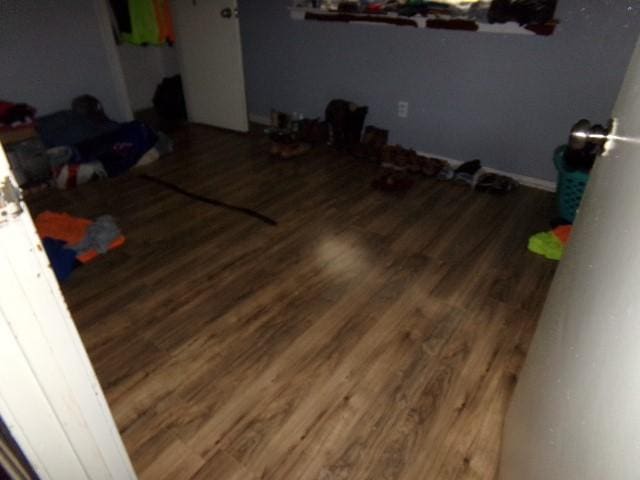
[0,143,136,480]
[173,0,249,132]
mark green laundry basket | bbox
[553,145,590,223]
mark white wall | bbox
[0,0,131,121]
[500,35,640,480]
[117,44,180,111]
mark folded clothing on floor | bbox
[528,225,573,260]
[35,211,125,270]
[42,238,79,282]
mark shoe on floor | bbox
[372,170,414,193]
[419,156,447,177]
[454,159,482,185]
[475,173,519,194]
[280,143,311,159]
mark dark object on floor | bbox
[153,75,187,120]
[270,110,291,130]
[42,237,80,282]
[420,156,447,177]
[37,110,119,148]
[75,121,158,177]
[72,95,109,122]
[454,159,482,185]
[271,142,312,159]
[139,174,278,226]
[475,173,519,194]
[371,171,414,193]
[297,119,329,144]
[488,0,557,25]
[351,126,389,160]
[380,145,447,177]
[325,99,368,149]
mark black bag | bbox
[325,99,368,149]
[153,75,187,120]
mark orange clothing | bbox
[35,211,92,245]
[552,225,572,246]
[154,0,176,44]
[34,211,125,264]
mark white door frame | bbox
[0,144,136,479]
[500,35,640,480]
[93,0,134,122]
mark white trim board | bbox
[417,151,556,192]
[249,113,272,125]
[249,113,556,192]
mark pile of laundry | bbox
[528,224,572,260]
[35,211,125,281]
[5,95,173,191]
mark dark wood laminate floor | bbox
[27,125,557,480]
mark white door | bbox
[0,144,136,479]
[500,36,640,479]
[172,0,249,132]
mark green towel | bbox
[121,0,160,45]
[528,231,564,261]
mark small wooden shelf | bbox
[289,7,556,36]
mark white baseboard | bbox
[417,151,557,192]
[249,113,271,126]
[248,113,556,192]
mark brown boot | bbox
[280,143,311,159]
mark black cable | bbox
[139,174,278,227]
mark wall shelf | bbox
[289,6,556,36]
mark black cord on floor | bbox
[139,174,278,227]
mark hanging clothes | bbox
[154,0,176,44]
[109,0,132,35]
[110,0,176,46]
[121,0,159,45]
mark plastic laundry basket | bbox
[553,145,590,223]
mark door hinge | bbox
[0,176,23,225]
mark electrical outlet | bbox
[398,101,409,118]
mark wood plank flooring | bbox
[26,125,557,479]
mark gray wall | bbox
[239,1,640,181]
[118,44,180,111]
[0,0,129,120]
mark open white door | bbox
[172,0,249,132]
[0,145,136,479]
[500,36,640,479]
